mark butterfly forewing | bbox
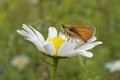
[69,26,95,42]
[61,24,95,43]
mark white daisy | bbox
[17,24,102,58]
[105,60,120,73]
[11,55,30,70]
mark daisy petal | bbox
[29,25,45,42]
[78,51,93,57]
[22,24,36,37]
[77,41,103,50]
[43,42,56,55]
[17,26,45,51]
[59,33,67,40]
[17,30,34,40]
[47,27,57,40]
[65,50,93,57]
[74,50,93,57]
[58,42,75,56]
[25,38,44,51]
[22,24,45,44]
[17,30,27,37]
[88,36,97,42]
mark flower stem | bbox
[51,57,59,80]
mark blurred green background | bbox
[0,0,120,80]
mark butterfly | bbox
[61,24,95,43]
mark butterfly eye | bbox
[62,26,65,29]
[61,24,65,29]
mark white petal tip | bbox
[22,24,26,26]
[100,42,103,44]
[96,42,103,45]
[87,53,93,58]
[16,30,22,34]
[94,41,103,45]
[49,26,55,30]
[82,52,93,58]
[99,42,103,44]
[16,30,19,32]
[47,27,57,40]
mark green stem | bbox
[51,57,59,80]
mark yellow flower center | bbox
[47,37,66,56]
[16,59,25,66]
